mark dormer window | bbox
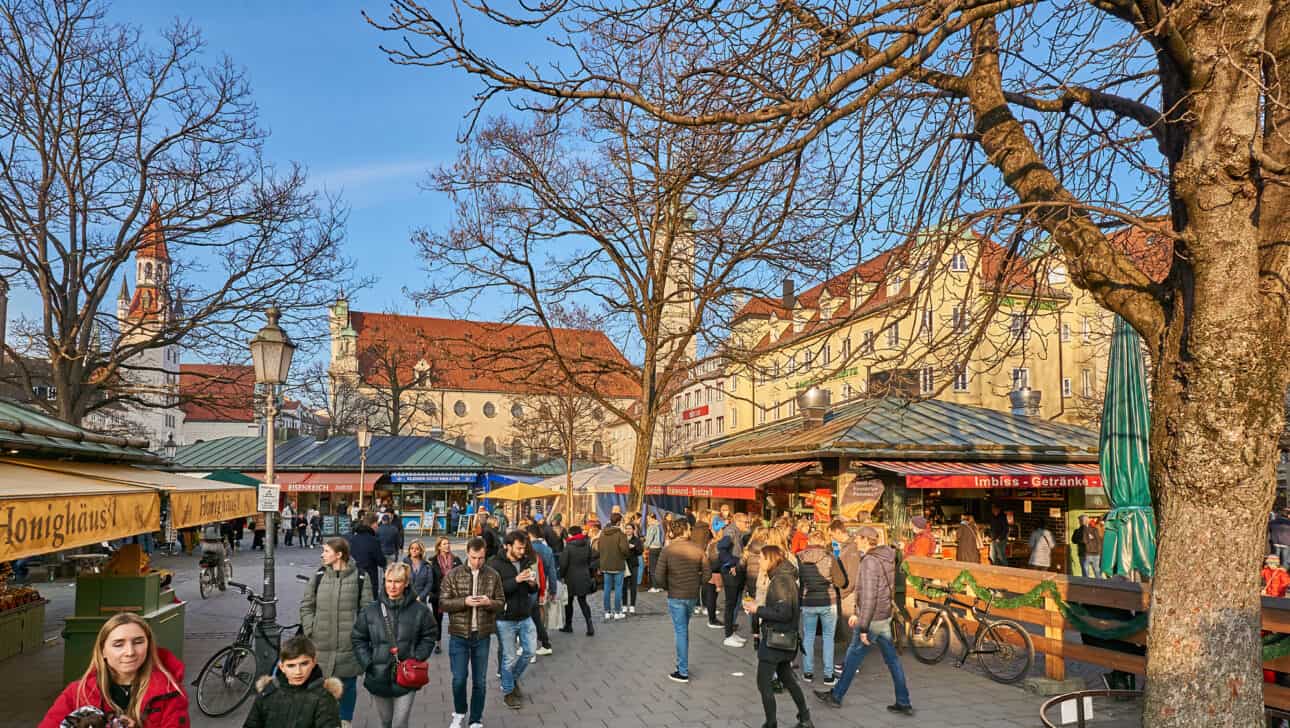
[950,253,968,272]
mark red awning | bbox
[858,460,1102,489]
[246,472,380,493]
[614,462,817,500]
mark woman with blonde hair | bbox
[404,539,433,604]
[40,612,188,727]
[352,562,438,728]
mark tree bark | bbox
[626,410,658,515]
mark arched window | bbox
[483,402,496,418]
[453,400,467,417]
[483,436,497,456]
[454,435,467,450]
[592,441,605,460]
[143,262,152,281]
[511,438,524,463]
[510,402,523,418]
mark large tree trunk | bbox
[626,411,657,515]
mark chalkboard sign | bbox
[336,515,352,535]
[323,515,352,536]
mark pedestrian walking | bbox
[352,563,438,728]
[989,505,1010,565]
[747,545,813,728]
[441,537,504,728]
[645,512,664,592]
[743,526,768,649]
[703,522,724,627]
[955,514,983,563]
[349,514,387,601]
[1073,515,1103,578]
[309,508,323,547]
[791,519,811,554]
[299,537,370,727]
[718,513,748,645]
[558,526,598,636]
[378,513,402,564]
[283,502,296,546]
[242,636,341,728]
[655,519,705,683]
[526,524,558,655]
[816,526,913,715]
[597,512,630,620]
[428,537,462,654]
[252,512,267,551]
[1028,521,1056,569]
[404,540,433,604]
[39,613,188,728]
[833,527,861,678]
[622,521,644,614]
[798,531,848,685]
[489,531,539,710]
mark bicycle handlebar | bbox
[226,581,277,605]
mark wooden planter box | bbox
[0,599,48,662]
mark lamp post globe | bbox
[248,304,295,674]
[356,422,372,512]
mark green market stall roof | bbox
[171,434,528,474]
[658,397,1099,468]
[0,398,156,462]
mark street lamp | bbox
[249,305,295,673]
[356,422,372,512]
[162,433,177,460]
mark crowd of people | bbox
[39,502,923,728]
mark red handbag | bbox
[380,604,430,689]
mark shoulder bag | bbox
[380,603,430,690]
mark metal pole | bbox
[257,386,281,672]
[358,448,367,512]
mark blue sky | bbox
[92,0,510,317]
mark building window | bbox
[454,435,467,450]
[788,397,797,417]
[1082,368,1094,397]
[1049,264,1067,284]
[759,407,767,425]
[885,325,899,348]
[685,392,691,409]
[842,337,851,360]
[862,331,875,354]
[674,396,681,415]
[887,273,903,297]
[922,309,933,344]
[774,360,781,378]
[1061,323,1071,342]
[511,402,523,418]
[511,438,524,462]
[715,382,724,401]
[453,400,467,417]
[705,420,712,437]
[1010,314,1029,341]
[730,409,737,428]
[592,441,605,459]
[951,306,965,333]
[953,366,969,392]
[716,416,725,434]
[950,253,968,272]
[1081,316,1091,343]
[822,342,831,363]
[1062,378,1073,398]
[705,387,712,404]
[919,367,935,395]
[1012,367,1030,391]
[685,422,692,439]
[842,382,853,399]
[788,354,797,373]
[774,402,782,420]
[483,436,497,456]
[483,401,496,418]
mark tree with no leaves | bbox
[510,390,605,515]
[0,0,354,427]
[376,1,1290,724]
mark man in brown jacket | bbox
[655,520,706,683]
[440,536,505,728]
[598,512,631,621]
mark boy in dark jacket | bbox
[243,635,341,728]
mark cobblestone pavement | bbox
[4,540,1053,728]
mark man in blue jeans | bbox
[654,520,706,682]
[598,512,631,620]
[489,530,539,710]
[441,537,505,728]
[816,526,913,715]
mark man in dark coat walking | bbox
[348,514,386,600]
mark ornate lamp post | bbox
[162,433,177,460]
[249,305,295,670]
[356,422,372,512]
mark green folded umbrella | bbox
[1098,315,1157,578]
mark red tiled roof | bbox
[137,201,170,262]
[1108,224,1173,283]
[350,311,642,399]
[180,364,255,422]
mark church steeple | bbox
[126,201,171,326]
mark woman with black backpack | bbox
[745,545,813,728]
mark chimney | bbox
[797,386,831,430]
[782,278,795,311]
[1009,387,1042,417]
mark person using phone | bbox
[439,537,505,728]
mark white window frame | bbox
[862,331,875,354]
[953,366,969,392]
[823,342,831,363]
[1082,368,1094,397]
[919,366,935,395]
[885,324,900,348]
[1061,323,1071,342]
[1010,313,1029,341]
[1081,316,1091,343]
[842,337,851,360]
[716,416,725,434]
[887,273,903,297]
[951,306,964,333]
[1062,377,1073,398]
[1012,367,1030,391]
[950,253,968,272]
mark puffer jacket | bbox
[597,525,630,572]
[559,534,599,596]
[243,666,341,728]
[439,563,505,638]
[798,545,848,608]
[654,537,705,600]
[837,542,862,618]
[299,562,372,678]
[38,648,188,728]
[853,544,897,632]
[404,557,433,602]
[352,590,438,698]
[755,562,802,664]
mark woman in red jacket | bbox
[40,612,188,728]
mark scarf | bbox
[437,552,454,576]
[754,567,772,610]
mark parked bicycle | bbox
[909,584,1034,683]
[192,580,298,717]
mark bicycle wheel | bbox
[910,608,951,664]
[195,644,256,716]
[975,619,1034,683]
[198,567,211,599]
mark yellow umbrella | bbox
[486,482,562,501]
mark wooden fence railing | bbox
[903,556,1290,710]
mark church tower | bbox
[657,205,699,368]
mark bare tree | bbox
[0,0,356,427]
[296,360,373,437]
[341,316,451,437]
[372,2,1290,724]
[510,390,605,514]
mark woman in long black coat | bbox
[746,545,812,728]
[558,526,599,636]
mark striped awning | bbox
[857,460,1102,489]
[614,461,817,500]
